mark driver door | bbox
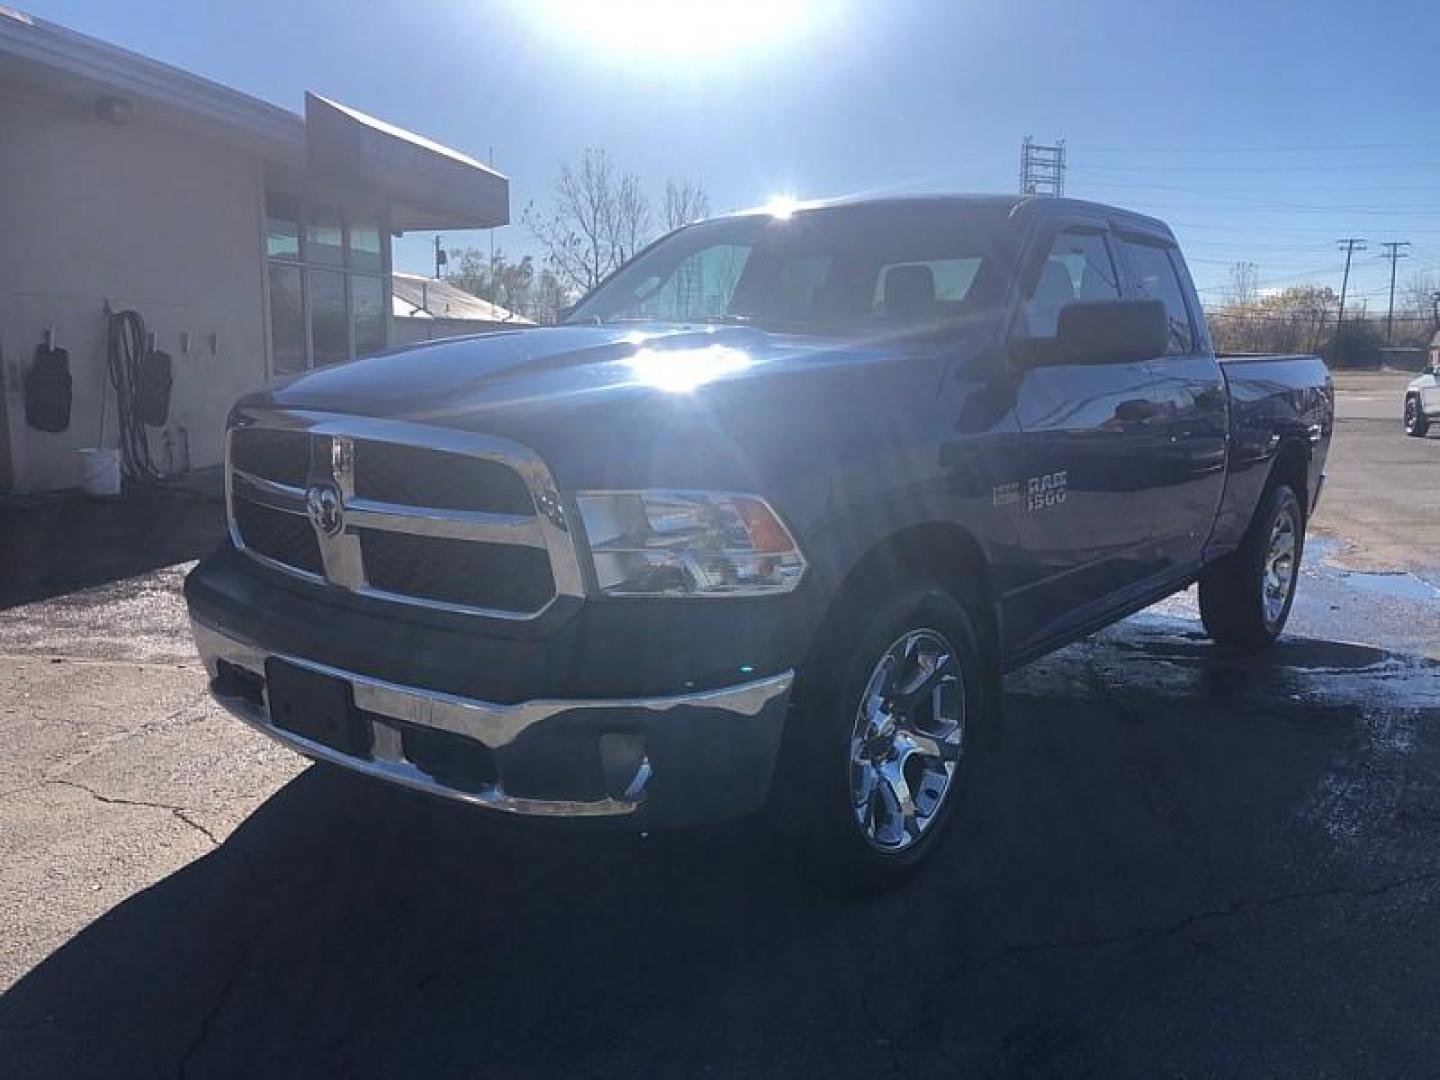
[1002,221,1168,654]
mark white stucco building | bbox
[0,8,508,493]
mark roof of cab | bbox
[726,192,1173,238]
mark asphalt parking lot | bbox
[1,371,1438,1077]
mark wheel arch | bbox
[802,521,999,687]
[1268,438,1312,518]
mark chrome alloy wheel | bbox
[848,629,965,852]
[1262,507,1298,627]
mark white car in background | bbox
[1405,358,1440,436]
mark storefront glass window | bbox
[265,194,301,260]
[309,269,349,366]
[268,263,306,374]
[348,223,383,273]
[351,275,385,357]
[264,194,387,373]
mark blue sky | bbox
[23,0,1440,311]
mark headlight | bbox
[576,490,806,597]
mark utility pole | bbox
[433,235,447,279]
[1335,238,1366,337]
[1020,136,1066,196]
[1431,290,1440,330]
[1379,241,1410,344]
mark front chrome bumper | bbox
[192,618,794,821]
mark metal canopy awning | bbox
[305,93,508,232]
[0,12,507,233]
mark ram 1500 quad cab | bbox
[187,195,1333,882]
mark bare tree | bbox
[1208,285,1338,354]
[524,149,652,294]
[612,171,652,266]
[663,177,711,231]
[1227,261,1258,308]
[1401,269,1440,329]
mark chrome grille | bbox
[225,411,584,619]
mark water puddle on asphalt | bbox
[1336,568,1440,604]
[1308,536,1440,605]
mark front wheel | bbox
[784,586,988,889]
[1405,395,1430,437]
[1199,483,1304,651]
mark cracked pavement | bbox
[1,372,1439,1076]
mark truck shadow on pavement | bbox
[0,474,224,610]
[4,624,1440,1077]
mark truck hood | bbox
[242,322,973,493]
[259,324,884,421]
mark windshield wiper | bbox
[685,314,754,326]
[591,314,814,333]
[685,314,817,333]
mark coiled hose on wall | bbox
[105,308,164,481]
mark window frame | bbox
[1114,231,1199,358]
[263,195,390,377]
[1007,219,1123,343]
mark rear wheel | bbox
[1405,395,1430,437]
[784,585,988,889]
[1199,483,1304,651]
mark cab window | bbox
[1119,239,1195,354]
[1018,230,1121,337]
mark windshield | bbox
[566,203,1005,335]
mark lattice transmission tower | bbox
[1019,136,1066,196]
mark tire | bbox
[781,584,989,890]
[1404,395,1430,437]
[1199,483,1304,651]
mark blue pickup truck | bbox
[186,195,1332,883]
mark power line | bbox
[1081,140,1440,155]
[1074,160,1440,174]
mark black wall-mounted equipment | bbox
[135,347,172,428]
[24,338,72,433]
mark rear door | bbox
[1003,219,1169,654]
[1116,234,1228,576]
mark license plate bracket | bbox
[264,659,371,758]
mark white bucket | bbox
[77,448,122,497]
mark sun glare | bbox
[626,345,752,393]
[761,194,800,219]
[532,0,814,60]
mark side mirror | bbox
[1054,299,1169,366]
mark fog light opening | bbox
[599,733,652,800]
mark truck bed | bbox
[1209,352,1333,556]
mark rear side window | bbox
[1119,240,1195,354]
[1019,230,1121,336]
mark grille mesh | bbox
[229,424,560,615]
[233,498,323,575]
[360,531,555,613]
[231,428,311,488]
[353,441,534,514]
